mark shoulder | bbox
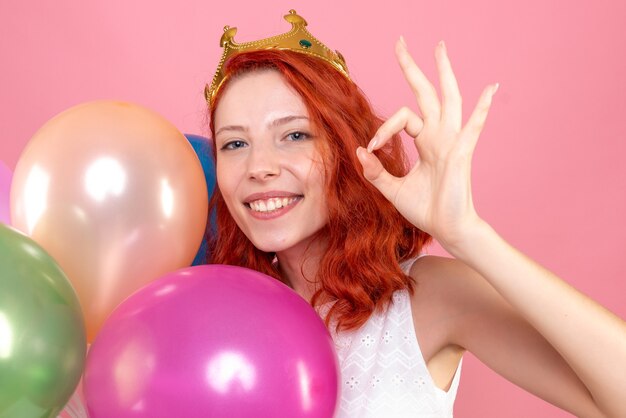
[407,255,487,310]
[406,255,510,354]
[408,255,503,312]
[408,254,478,284]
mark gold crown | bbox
[204,9,350,106]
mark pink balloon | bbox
[84,265,339,418]
[0,161,11,224]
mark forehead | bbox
[214,70,309,127]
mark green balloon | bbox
[0,224,86,418]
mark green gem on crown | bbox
[299,39,312,49]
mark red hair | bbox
[208,50,431,331]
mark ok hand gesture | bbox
[357,38,499,250]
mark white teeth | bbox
[248,197,298,213]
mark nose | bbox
[246,143,281,181]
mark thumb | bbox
[356,146,400,203]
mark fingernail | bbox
[438,40,446,52]
[399,35,407,48]
[367,137,378,153]
[493,82,500,95]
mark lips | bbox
[243,191,303,218]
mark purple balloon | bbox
[84,265,339,418]
[0,161,11,225]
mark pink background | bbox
[1,1,624,416]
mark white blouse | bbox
[327,287,462,418]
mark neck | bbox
[276,233,326,302]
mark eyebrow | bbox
[269,115,309,128]
[215,115,309,137]
[215,124,247,137]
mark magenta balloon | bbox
[84,265,339,418]
[0,161,11,224]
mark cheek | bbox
[309,159,330,221]
[307,163,328,212]
[309,158,327,192]
[216,162,237,203]
[216,153,235,181]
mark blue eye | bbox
[287,131,309,141]
[221,140,247,150]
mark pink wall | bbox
[1,1,624,416]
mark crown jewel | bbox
[205,9,350,106]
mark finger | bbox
[461,83,499,152]
[367,106,424,152]
[435,41,462,131]
[356,146,402,203]
[395,37,441,121]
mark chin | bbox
[247,236,290,254]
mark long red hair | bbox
[207,50,431,331]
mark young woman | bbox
[207,11,626,418]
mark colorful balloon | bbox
[184,134,216,266]
[84,265,339,418]
[10,101,208,342]
[0,224,86,417]
[0,161,11,225]
[184,133,216,200]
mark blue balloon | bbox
[185,134,216,265]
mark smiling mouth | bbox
[245,196,302,213]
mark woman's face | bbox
[214,70,329,254]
